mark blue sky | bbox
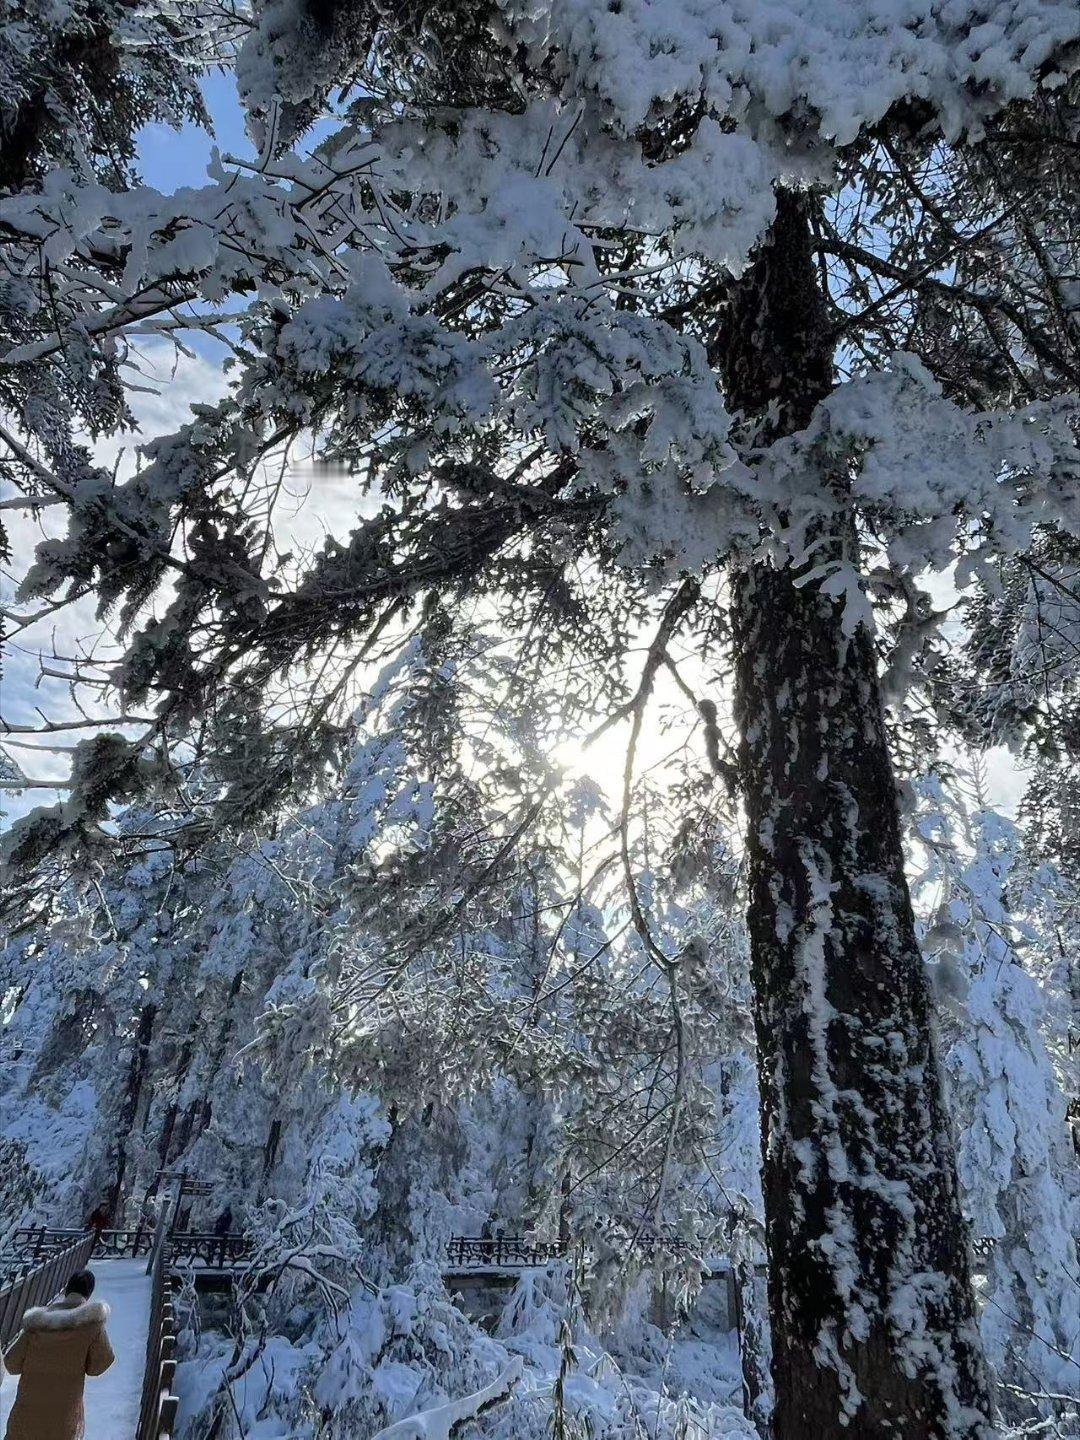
[136,70,344,193]
[137,70,254,193]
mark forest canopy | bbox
[1,3,1078,1440]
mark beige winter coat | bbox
[2,1295,115,1440]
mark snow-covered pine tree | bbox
[4,5,1080,1437]
[1023,762,1080,1165]
[939,440,1080,1243]
[913,772,1079,1425]
[1,632,765,1437]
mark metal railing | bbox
[8,1226,155,1261]
[135,1244,179,1440]
[7,1227,250,1270]
[445,1235,568,1269]
[0,1231,95,1350]
[444,1233,712,1271]
[169,1233,251,1270]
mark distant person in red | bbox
[84,1206,108,1246]
[84,1206,107,1234]
[2,1269,114,1440]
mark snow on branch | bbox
[370,1359,524,1440]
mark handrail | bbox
[442,1233,768,1279]
[0,1232,95,1351]
[9,1226,156,1261]
[445,1235,567,1269]
[443,1233,716,1271]
[135,1244,179,1440]
[7,1227,251,1270]
[169,1233,250,1269]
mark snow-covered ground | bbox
[0,1258,151,1440]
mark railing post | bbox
[0,1267,23,1342]
[159,1393,179,1437]
[14,1267,32,1322]
[146,1203,170,1278]
[43,1252,57,1304]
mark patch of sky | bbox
[137,69,254,191]
[136,69,348,193]
[130,70,352,371]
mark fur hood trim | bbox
[21,1299,110,1331]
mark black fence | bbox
[445,1235,568,1269]
[444,1232,714,1271]
[629,1234,697,1258]
[7,1226,251,1271]
[0,1231,95,1350]
[135,1245,179,1440]
[9,1226,154,1261]
[170,1233,251,1270]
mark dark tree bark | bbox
[719,194,994,1439]
[105,1001,157,1217]
[730,1239,770,1436]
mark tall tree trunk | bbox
[720,193,994,1439]
[105,1001,157,1218]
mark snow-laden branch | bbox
[370,1358,523,1440]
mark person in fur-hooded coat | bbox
[2,1269,114,1440]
